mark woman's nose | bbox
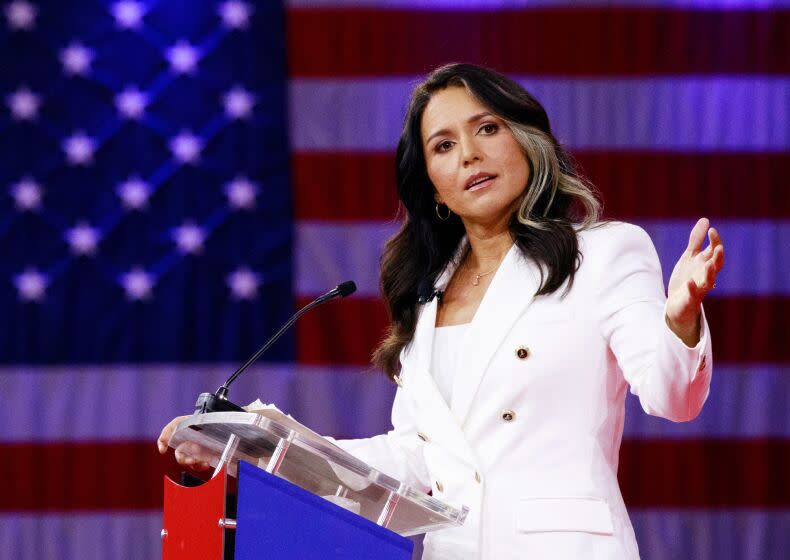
[460,137,481,166]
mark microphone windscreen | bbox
[337,281,357,297]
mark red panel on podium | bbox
[163,469,227,560]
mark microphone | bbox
[194,281,357,414]
[417,290,443,304]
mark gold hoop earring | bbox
[435,203,451,221]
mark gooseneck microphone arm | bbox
[194,281,356,414]
[195,280,357,413]
[216,281,356,398]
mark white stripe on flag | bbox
[623,364,790,438]
[297,221,393,298]
[2,364,787,441]
[0,364,395,442]
[289,77,790,151]
[2,510,788,560]
[296,220,790,297]
[0,513,162,560]
[631,509,790,560]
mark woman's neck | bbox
[463,224,513,271]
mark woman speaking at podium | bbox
[159,63,724,559]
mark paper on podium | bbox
[242,399,336,449]
[242,399,370,492]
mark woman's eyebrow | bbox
[424,112,493,145]
[467,111,492,124]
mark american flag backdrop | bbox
[1,0,788,559]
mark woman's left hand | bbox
[665,217,725,347]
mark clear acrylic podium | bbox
[162,411,468,559]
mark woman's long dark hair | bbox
[373,63,601,380]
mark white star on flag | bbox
[218,1,253,30]
[4,1,37,31]
[121,267,154,300]
[227,267,260,300]
[116,176,151,210]
[166,40,200,74]
[224,176,258,210]
[6,86,41,121]
[169,130,202,164]
[65,221,101,256]
[222,85,256,120]
[9,177,43,211]
[115,86,147,120]
[62,131,96,166]
[110,0,146,29]
[60,42,94,76]
[14,267,47,302]
[173,221,206,254]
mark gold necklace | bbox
[463,256,499,286]
[470,268,496,286]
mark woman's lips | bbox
[467,176,496,192]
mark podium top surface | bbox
[169,411,468,537]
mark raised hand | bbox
[665,217,725,347]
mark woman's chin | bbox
[459,206,516,229]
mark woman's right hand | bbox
[157,415,213,471]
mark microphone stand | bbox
[194,281,356,414]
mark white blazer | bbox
[337,222,713,560]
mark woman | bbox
[159,63,724,559]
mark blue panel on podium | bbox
[235,461,413,559]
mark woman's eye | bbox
[436,140,453,153]
[479,123,498,134]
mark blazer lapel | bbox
[407,295,481,467]
[450,243,541,427]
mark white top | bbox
[430,323,469,405]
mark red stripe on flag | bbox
[620,439,790,508]
[2,439,787,510]
[706,297,790,364]
[0,442,185,511]
[287,8,790,77]
[296,296,790,365]
[577,152,790,220]
[296,297,389,366]
[292,152,790,221]
[292,152,400,222]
